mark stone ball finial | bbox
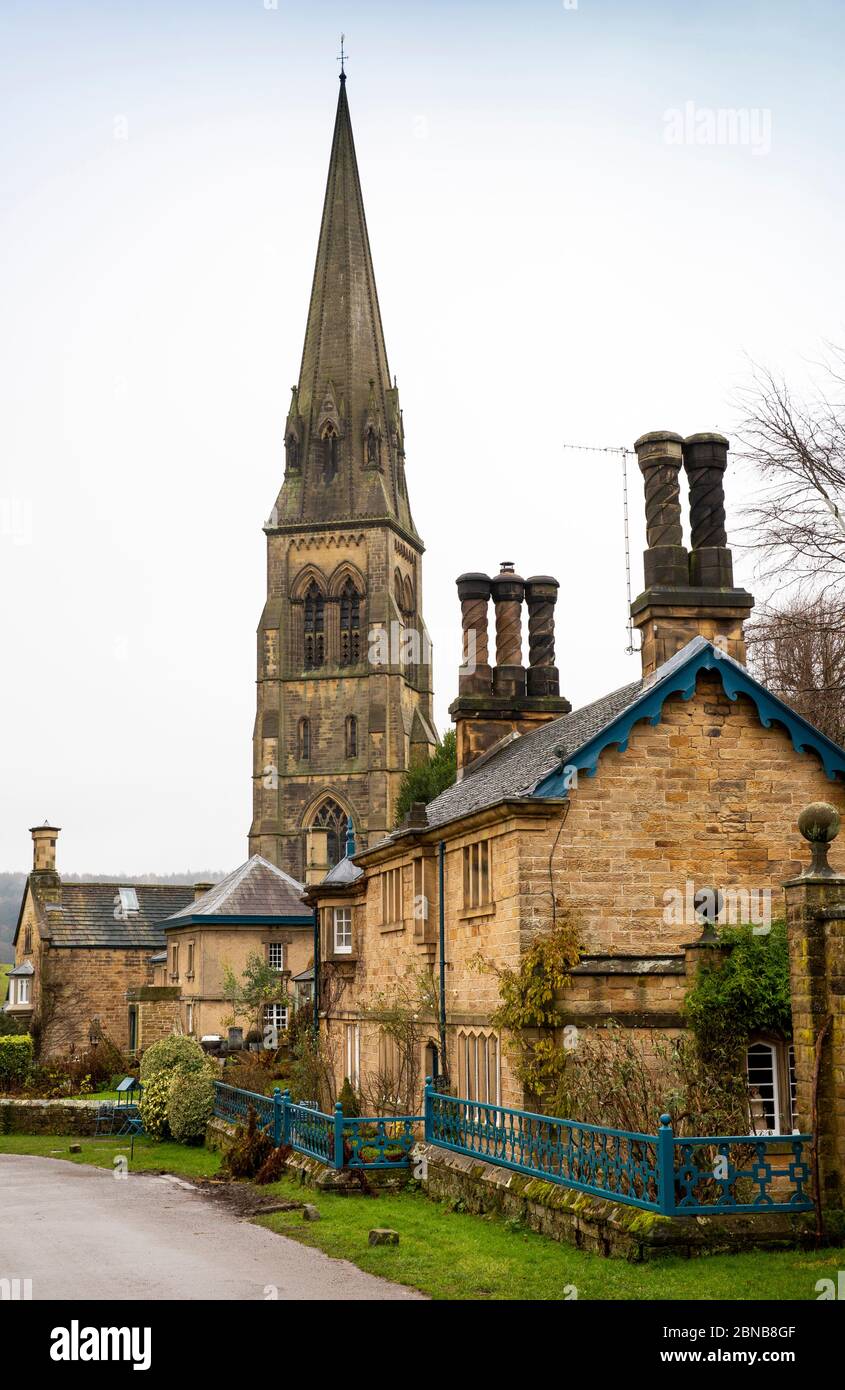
[798,803,841,844]
[798,802,841,879]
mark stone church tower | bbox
[249,72,437,880]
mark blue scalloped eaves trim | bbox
[534,642,845,797]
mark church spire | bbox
[272,75,417,537]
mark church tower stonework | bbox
[249,73,437,880]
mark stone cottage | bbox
[154,855,314,1042]
[6,824,195,1056]
[309,430,845,1125]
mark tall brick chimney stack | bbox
[491,563,526,699]
[450,563,570,777]
[30,821,60,874]
[29,821,61,905]
[630,430,753,677]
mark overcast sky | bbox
[1,0,843,875]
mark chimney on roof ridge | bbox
[449,563,570,777]
[630,429,754,677]
[193,882,213,901]
[30,822,60,875]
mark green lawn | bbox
[2,1135,841,1300]
[253,1176,843,1301]
[0,1134,221,1180]
[66,1090,122,1103]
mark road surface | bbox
[0,1153,423,1301]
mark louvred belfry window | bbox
[304,582,325,669]
[339,579,361,666]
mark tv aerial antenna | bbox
[562,442,638,655]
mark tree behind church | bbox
[394,731,457,826]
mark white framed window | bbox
[457,1028,500,1106]
[746,1040,797,1135]
[118,887,139,915]
[268,942,285,971]
[12,977,31,1006]
[462,841,491,910]
[264,1003,289,1034]
[344,1022,361,1090]
[333,907,352,955]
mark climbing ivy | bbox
[683,920,792,1064]
[472,916,581,1104]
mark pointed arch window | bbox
[313,798,348,869]
[339,578,361,666]
[298,717,311,761]
[345,715,358,759]
[322,423,339,483]
[303,582,325,669]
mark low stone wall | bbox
[0,1098,103,1137]
[414,1143,815,1260]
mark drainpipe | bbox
[312,907,320,1037]
[438,840,448,1088]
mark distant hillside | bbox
[0,870,224,961]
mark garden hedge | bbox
[0,1035,34,1086]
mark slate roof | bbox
[425,678,644,829]
[163,855,308,923]
[40,884,195,949]
[422,633,845,833]
[322,855,364,887]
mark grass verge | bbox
[2,1136,842,1300]
[252,1175,844,1301]
[0,1133,221,1180]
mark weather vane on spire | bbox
[337,33,347,80]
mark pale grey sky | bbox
[1,0,843,873]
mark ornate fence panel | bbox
[343,1116,420,1169]
[669,1128,813,1215]
[213,1082,421,1171]
[285,1100,334,1165]
[425,1085,660,1211]
[213,1082,275,1135]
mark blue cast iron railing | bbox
[670,1132,812,1215]
[213,1082,421,1171]
[425,1084,660,1210]
[423,1083,814,1217]
[214,1081,275,1134]
[213,1079,813,1212]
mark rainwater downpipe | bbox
[312,907,320,1037]
[438,839,448,1086]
